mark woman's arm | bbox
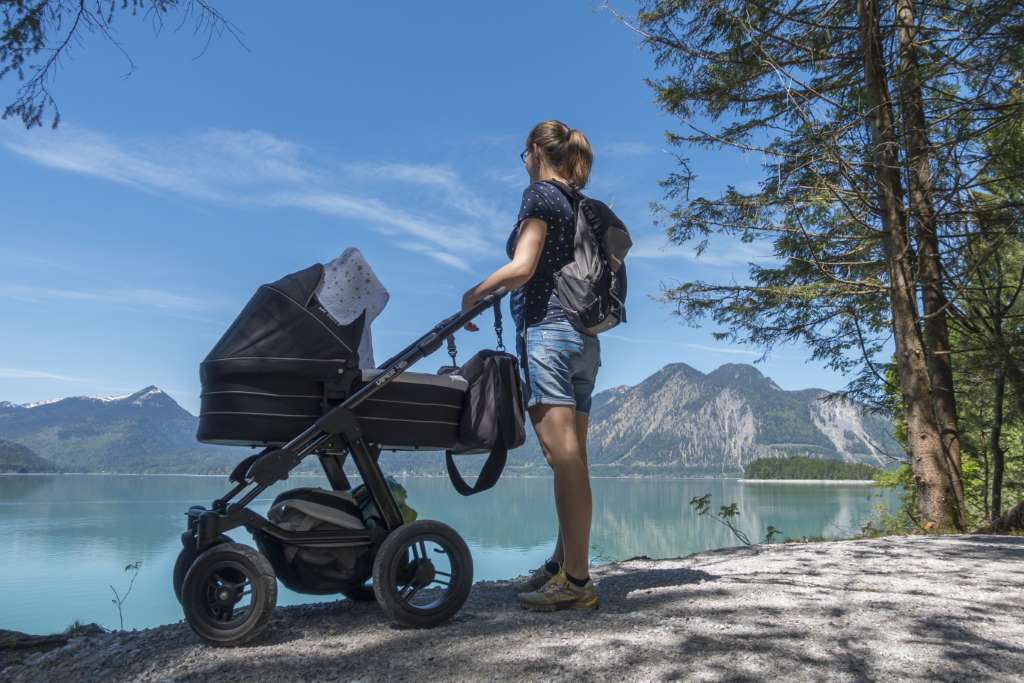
[460,218,547,330]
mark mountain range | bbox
[0,386,240,474]
[0,439,58,473]
[0,363,900,476]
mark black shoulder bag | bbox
[440,301,526,495]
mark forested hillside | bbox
[743,456,880,481]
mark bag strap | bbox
[444,444,507,496]
[444,355,516,496]
[493,299,504,352]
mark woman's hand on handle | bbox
[460,290,480,332]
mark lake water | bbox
[0,474,897,634]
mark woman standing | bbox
[460,120,600,611]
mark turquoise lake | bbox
[0,474,898,634]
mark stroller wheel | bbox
[340,581,377,603]
[372,519,473,628]
[172,533,232,604]
[181,543,277,647]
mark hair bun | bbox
[527,119,593,190]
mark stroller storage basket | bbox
[197,368,468,449]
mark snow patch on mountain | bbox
[15,387,167,409]
[126,386,165,405]
[22,398,64,408]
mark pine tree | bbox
[617,0,1024,530]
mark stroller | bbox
[173,249,510,646]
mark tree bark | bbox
[977,499,1024,533]
[857,0,964,530]
[894,0,966,530]
[990,359,1007,520]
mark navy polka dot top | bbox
[505,180,576,332]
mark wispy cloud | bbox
[2,126,315,201]
[276,192,489,257]
[683,343,764,357]
[395,241,472,272]
[0,249,66,271]
[601,142,658,158]
[484,166,525,188]
[601,333,771,357]
[0,367,84,381]
[629,234,778,267]
[2,124,498,270]
[342,161,506,231]
[0,283,219,312]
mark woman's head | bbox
[523,120,593,189]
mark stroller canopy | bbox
[197,247,468,450]
[202,248,389,378]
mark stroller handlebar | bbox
[376,287,508,370]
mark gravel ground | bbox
[3,535,1023,682]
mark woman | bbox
[460,120,600,611]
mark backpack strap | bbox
[542,178,583,206]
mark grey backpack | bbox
[544,179,632,336]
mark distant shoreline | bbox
[741,478,878,485]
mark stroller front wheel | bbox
[172,533,232,604]
[181,542,277,647]
[372,519,473,628]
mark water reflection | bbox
[0,474,896,634]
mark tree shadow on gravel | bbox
[14,538,1024,683]
[911,615,1024,680]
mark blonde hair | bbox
[526,120,593,189]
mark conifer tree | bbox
[1,0,239,128]
[615,0,1024,530]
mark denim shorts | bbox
[516,319,601,415]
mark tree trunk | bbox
[894,0,966,530]
[857,0,964,531]
[991,360,1006,520]
[977,500,1024,533]
[1000,346,1024,418]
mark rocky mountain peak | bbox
[706,363,781,391]
[124,386,172,406]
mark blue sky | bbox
[0,1,853,413]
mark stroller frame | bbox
[178,288,507,644]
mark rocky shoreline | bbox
[3,535,1022,682]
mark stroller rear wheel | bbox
[181,542,277,647]
[372,519,472,628]
[173,533,232,604]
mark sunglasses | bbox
[520,148,530,163]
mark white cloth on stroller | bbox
[314,248,389,368]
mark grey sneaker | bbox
[513,562,558,594]
[518,568,599,611]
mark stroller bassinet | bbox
[197,249,467,451]
[176,249,512,647]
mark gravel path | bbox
[4,535,1023,682]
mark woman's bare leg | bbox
[529,404,591,579]
[551,412,589,566]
